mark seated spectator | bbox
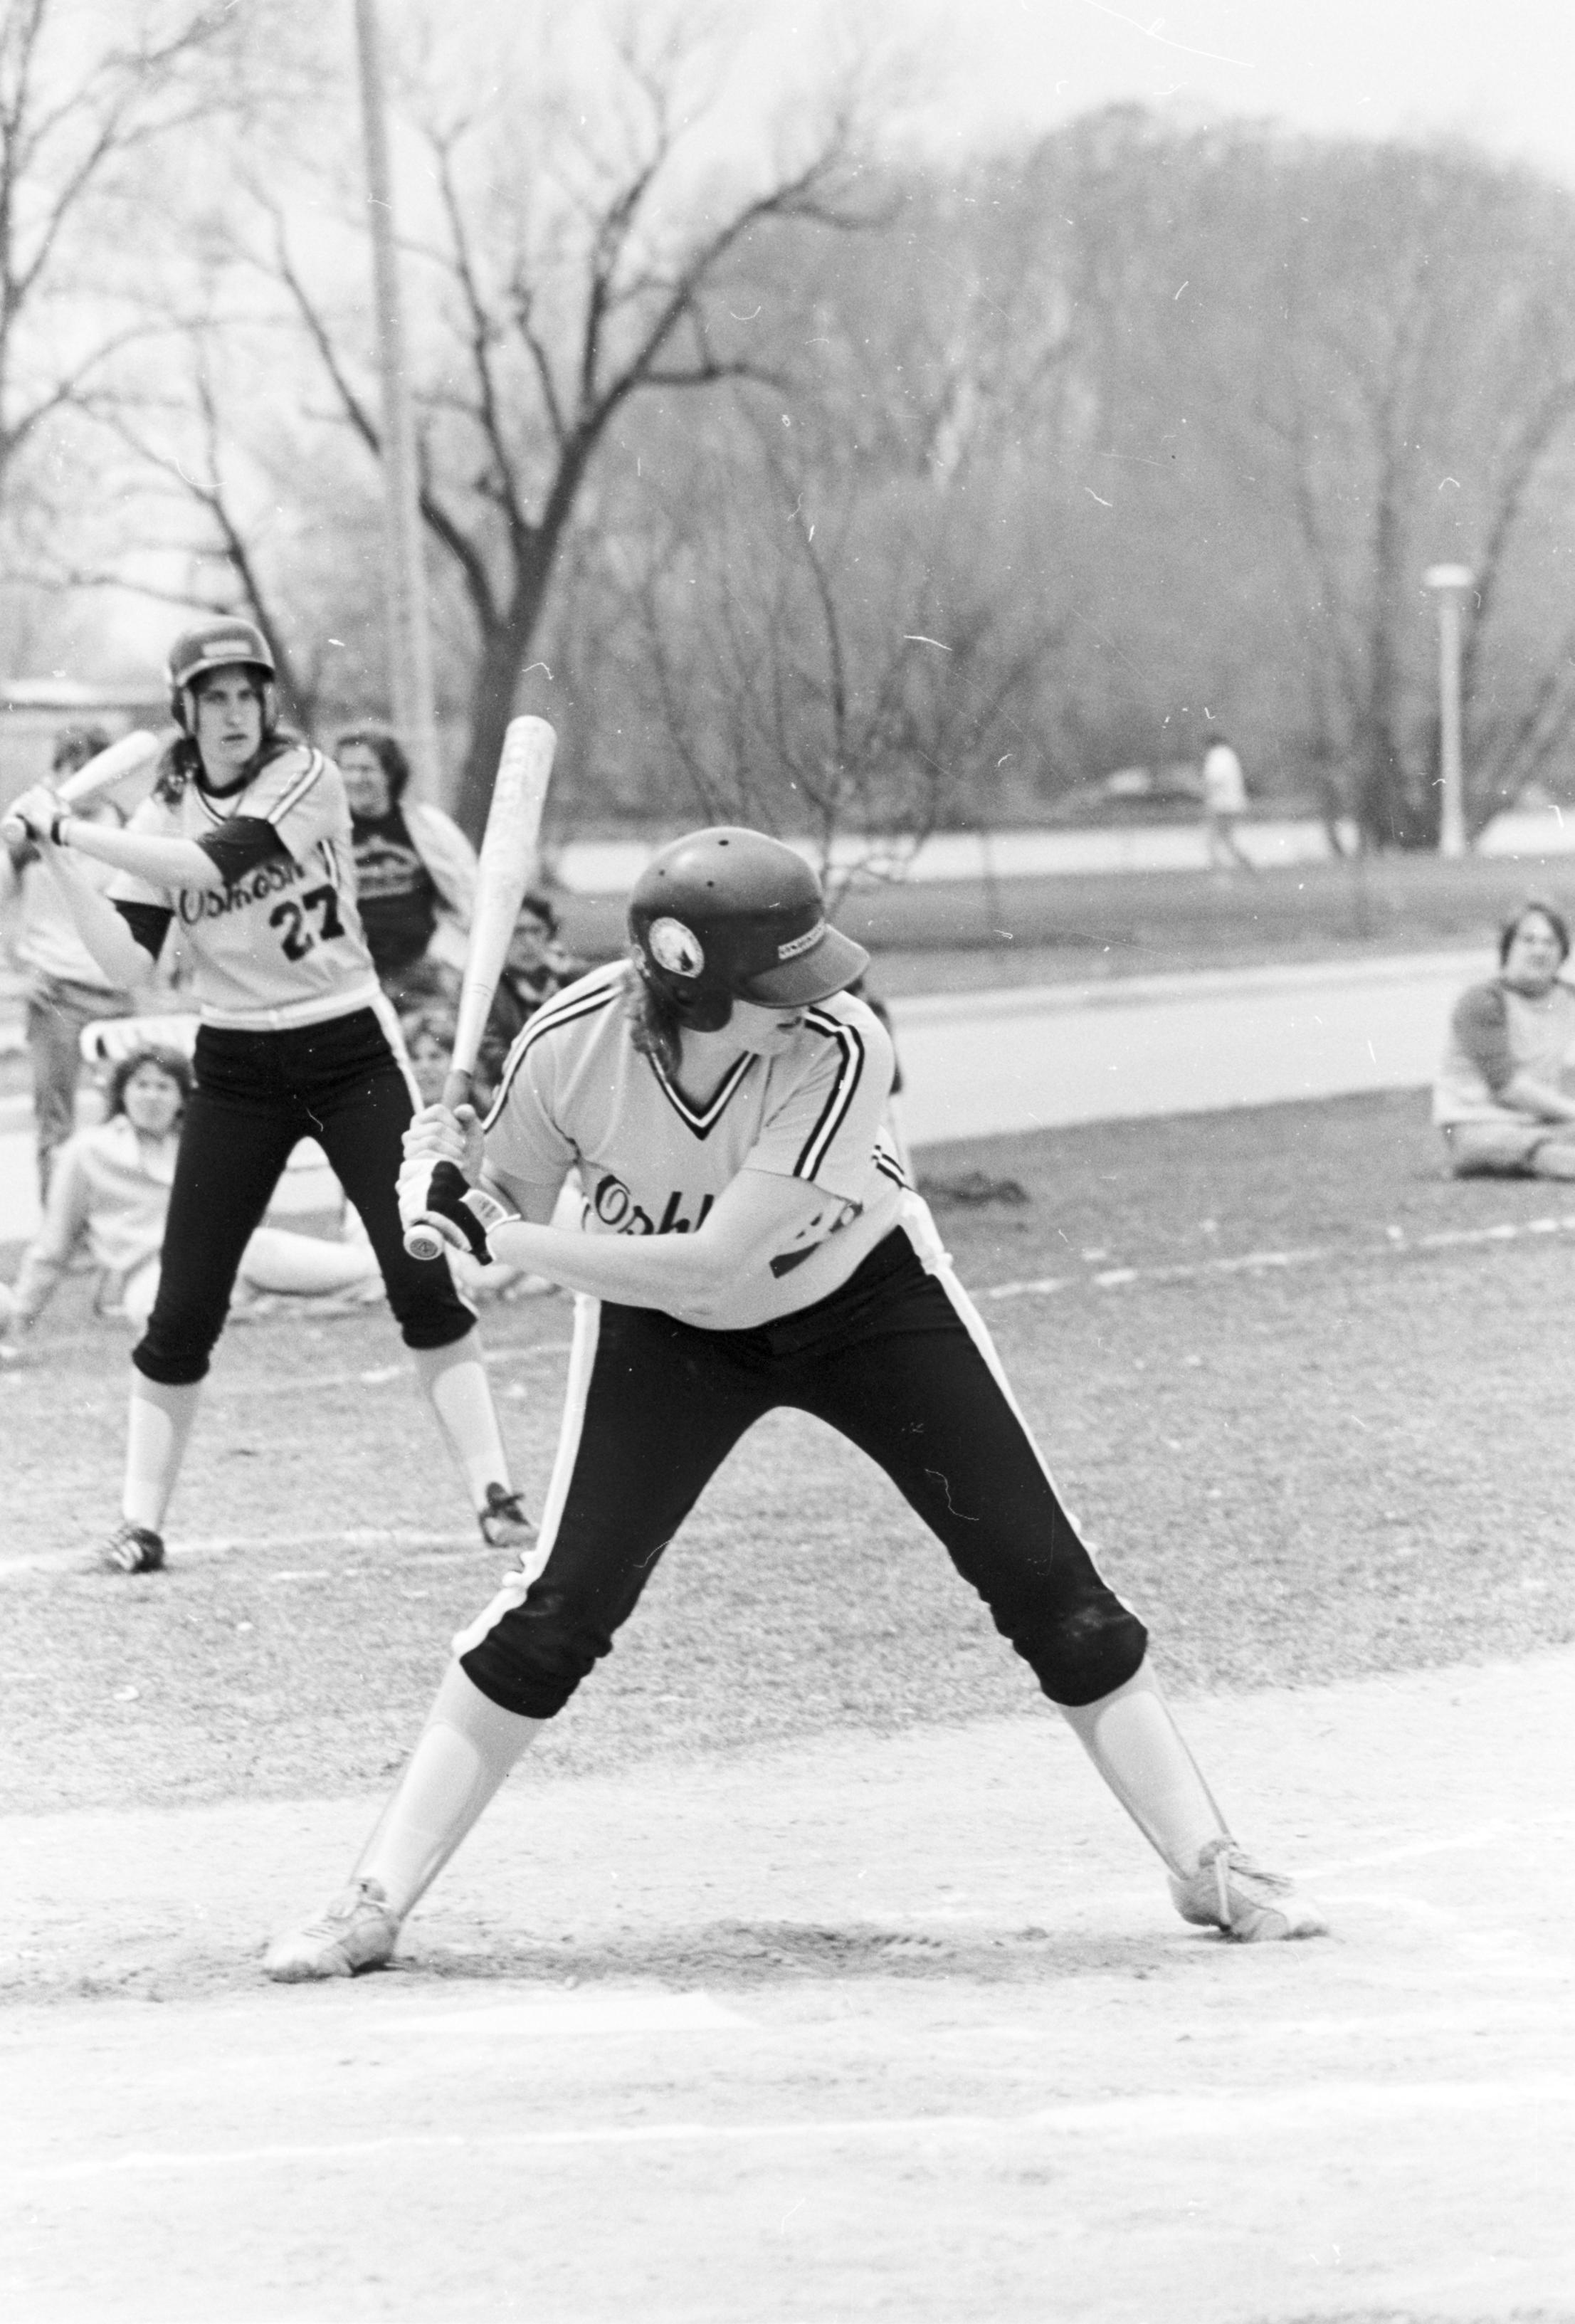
[401,1004,461,1110]
[1433,902,1575,1177]
[0,1045,383,1347]
[337,726,477,1009]
[398,1004,559,1300]
[476,891,588,1094]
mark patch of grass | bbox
[5,1086,1573,1818]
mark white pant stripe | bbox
[450,1293,604,1659]
[915,1224,1137,1618]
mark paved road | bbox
[0,947,1473,1241]
[885,947,1475,1148]
[549,807,1575,893]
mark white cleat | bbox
[264,1877,401,1982]
[1169,1837,1328,1942]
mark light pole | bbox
[1423,563,1474,860]
[354,0,441,796]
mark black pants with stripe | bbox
[458,1230,1148,1717]
[133,1006,473,1386]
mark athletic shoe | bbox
[101,1521,165,1574]
[1169,1837,1328,1942]
[478,1483,536,1550]
[263,1877,400,1982]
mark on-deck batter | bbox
[265,827,1327,1976]
[6,620,532,1572]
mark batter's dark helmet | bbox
[628,827,869,1031]
[167,617,278,736]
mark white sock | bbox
[410,1330,511,1510]
[356,1663,540,1919]
[1058,1659,1228,1877]
[122,1375,202,1534]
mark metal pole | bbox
[1437,594,1465,858]
[1424,564,1473,861]
[354,0,441,796]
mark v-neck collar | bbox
[648,1048,756,1139]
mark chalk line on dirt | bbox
[21,2076,1575,2187]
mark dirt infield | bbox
[6,1649,1575,2323]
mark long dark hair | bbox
[625,955,685,1076]
[1499,900,1571,967]
[106,1045,194,1119]
[154,727,300,806]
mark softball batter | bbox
[267,827,1324,1976]
[7,620,532,1571]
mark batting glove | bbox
[398,1155,515,1263]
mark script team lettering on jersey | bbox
[108,745,381,1032]
[480,960,922,1332]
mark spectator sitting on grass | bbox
[399,1006,557,1301]
[0,1044,384,1350]
[1433,901,1575,1178]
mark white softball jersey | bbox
[109,747,380,1031]
[480,961,916,1331]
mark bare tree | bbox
[0,0,243,519]
[243,21,875,835]
[70,310,386,732]
[623,408,1054,891]
[1243,140,1575,846]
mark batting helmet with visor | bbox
[167,617,278,737]
[628,827,870,1031]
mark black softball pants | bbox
[457,1228,1149,1716]
[133,1006,473,1386]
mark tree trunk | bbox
[451,456,592,839]
[455,616,538,840]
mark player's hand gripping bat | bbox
[401,715,557,1261]
[0,729,162,852]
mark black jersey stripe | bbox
[873,1147,910,1190]
[264,749,325,826]
[482,972,623,1131]
[648,1049,755,1139]
[792,1009,867,1178]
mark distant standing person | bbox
[0,725,137,1195]
[1433,901,1575,1177]
[5,621,533,1573]
[337,726,477,1009]
[1201,729,1255,873]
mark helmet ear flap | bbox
[633,949,733,1033]
[173,672,275,738]
[672,984,733,1033]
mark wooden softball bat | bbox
[403,715,558,1260]
[0,728,162,849]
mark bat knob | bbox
[403,1222,448,1263]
